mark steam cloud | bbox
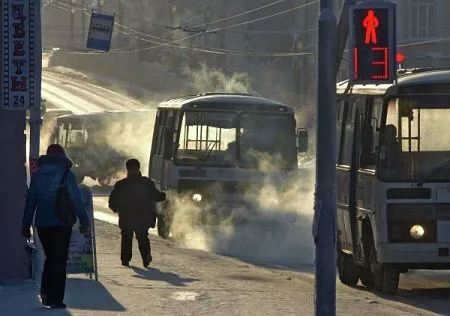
[168,153,315,270]
[41,63,316,270]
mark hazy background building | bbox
[42,0,450,110]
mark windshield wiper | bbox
[195,141,217,169]
[417,159,450,186]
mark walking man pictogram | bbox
[363,9,379,44]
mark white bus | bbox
[336,68,450,294]
[148,93,308,238]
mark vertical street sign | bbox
[2,0,39,110]
[349,0,396,84]
[86,11,114,52]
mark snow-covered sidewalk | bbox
[0,218,436,315]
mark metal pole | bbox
[82,0,86,45]
[30,0,43,283]
[0,113,28,283]
[336,0,350,75]
[313,0,337,315]
[70,7,74,48]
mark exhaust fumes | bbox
[169,153,315,270]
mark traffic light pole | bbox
[314,0,337,315]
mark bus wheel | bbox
[98,175,112,186]
[337,249,360,286]
[369,245,399,294]
[157,215,171,239]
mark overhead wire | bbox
[181,0,292,30]
[49,0,450,58]
[97,1,320,54]
[48,0,315,57]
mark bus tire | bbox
[369,244,399,294]
[157,215,171,239]
[337,249,360,286]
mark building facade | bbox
[42,1,450,106]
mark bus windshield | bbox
[379,96,450,182]
[238,113,297,170]
[175,110,297,170]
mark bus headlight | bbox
[410,225,425,239]
[192,193,202,202]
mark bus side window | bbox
[360,97,383,169]
[162,111,175,158]
[155,110,167,156]
[360,97,376,169]
[340,101,354,166]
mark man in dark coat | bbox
[108,159,166,267]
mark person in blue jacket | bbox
[22,144,90,309]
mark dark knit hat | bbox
[46,144,66,157]
[126,158,140,170]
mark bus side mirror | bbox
[296,128,308,153]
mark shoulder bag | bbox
[55,168,77,225]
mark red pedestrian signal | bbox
[363,10,379,44]
[349,1,396,84]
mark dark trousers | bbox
[37,226,72,304]
[120,228,151,263]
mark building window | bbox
[410,1,434,38]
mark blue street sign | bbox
[2,0,41,110]
[86,11,114,52]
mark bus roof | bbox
[337,68,450,96]
[157,93,293,112]
[56,109,153,123]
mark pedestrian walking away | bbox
[108,158,166,268]
[22,144,91,309]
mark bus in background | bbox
[148,93,309,239]
[336,68,450,294]
[52,110,154,186]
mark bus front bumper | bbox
[378,243,450,267]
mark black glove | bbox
[22,226,31,239]
[79,221,91,235]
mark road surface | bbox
[42,70,145,114]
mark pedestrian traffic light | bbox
[349,0,396,84]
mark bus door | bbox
[355,97,381,262]
[337,98,358,255]
[150,109,176,189]
[350,104,362,260]
[342,96,367,261]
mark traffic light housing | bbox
[349,0,396,84]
